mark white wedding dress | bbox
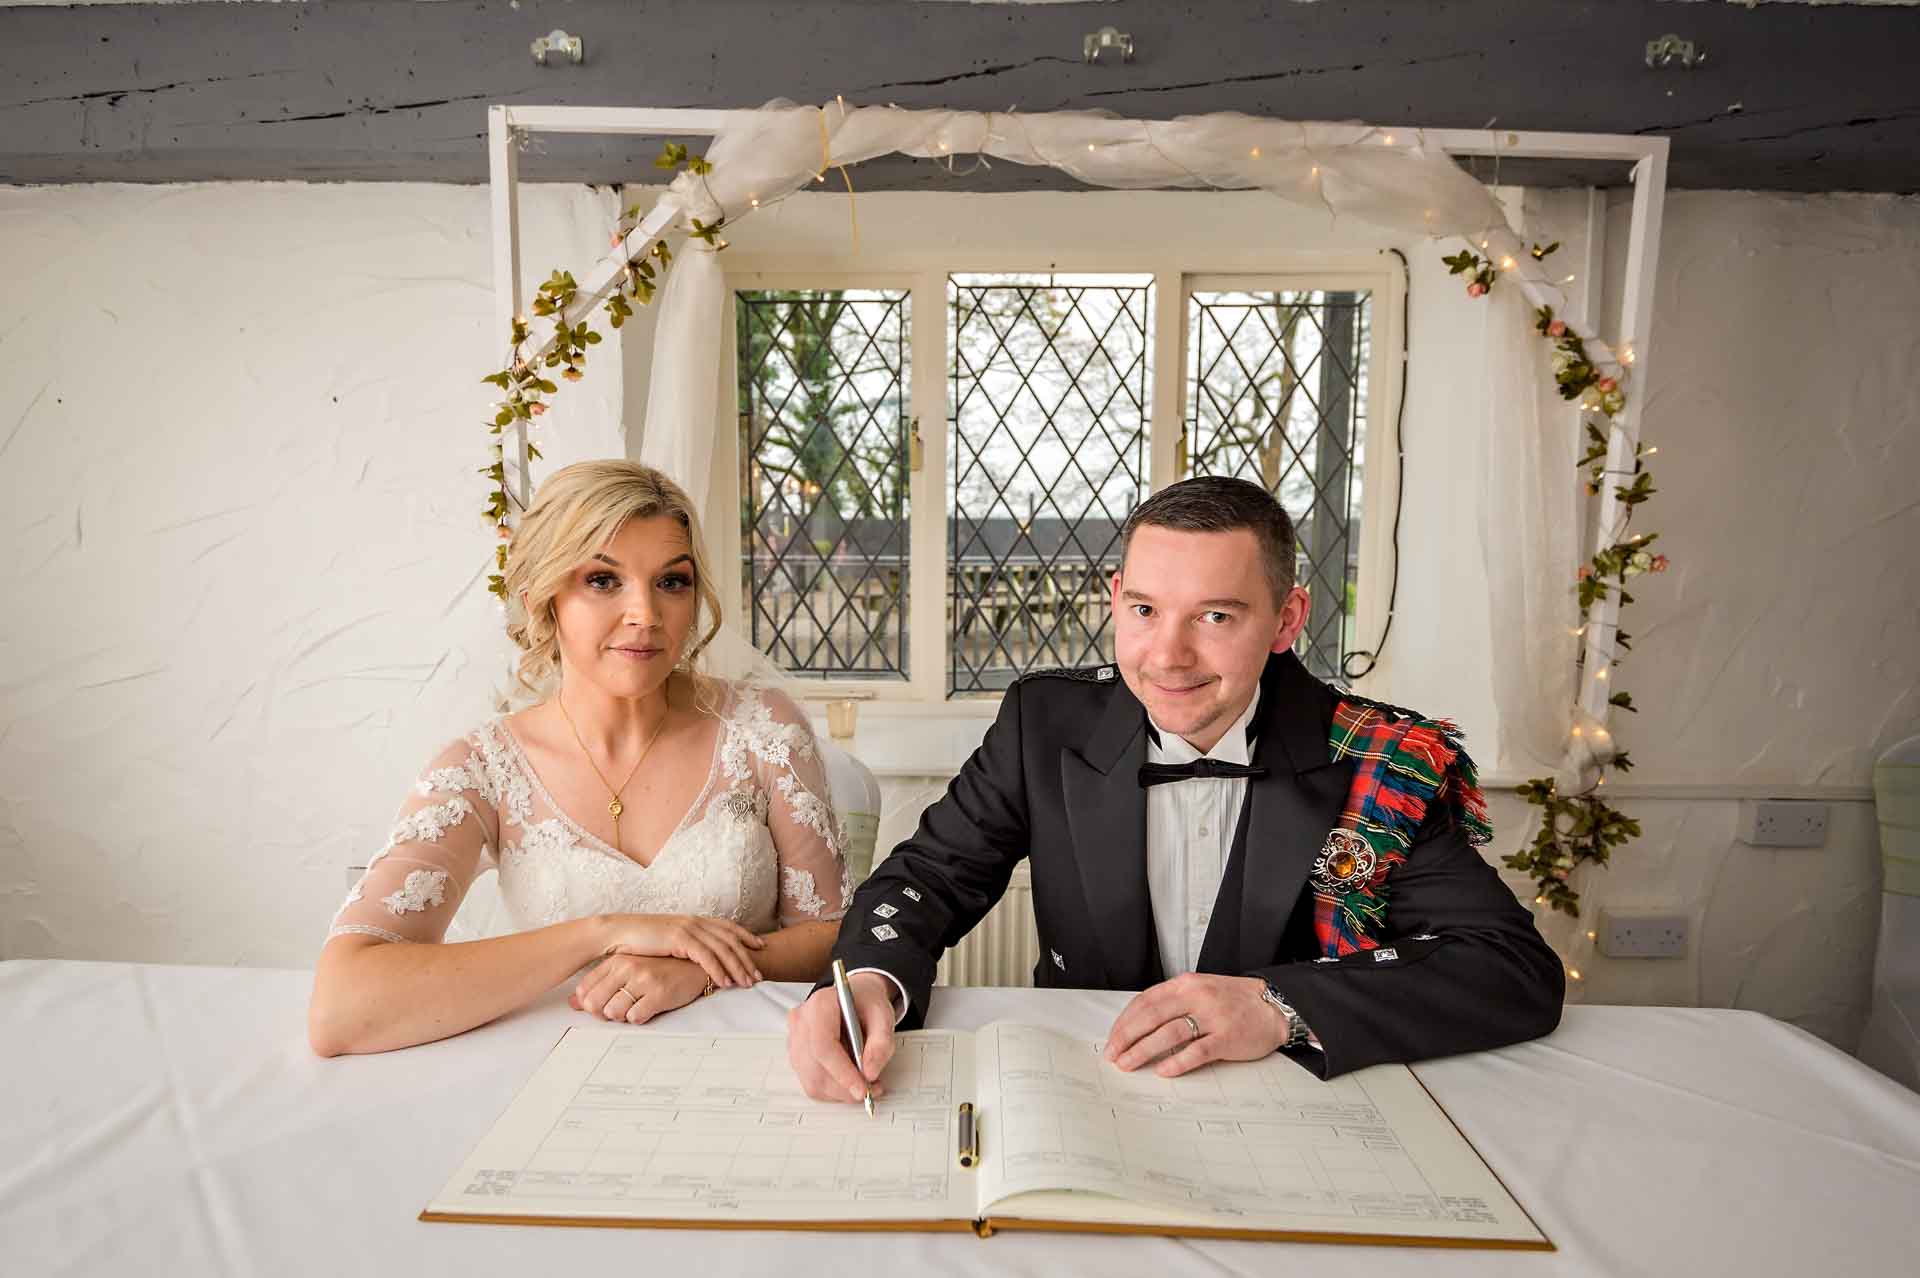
[328,680,853,946]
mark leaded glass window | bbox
[737,289,911,678]
[948,273,1153,694]
[1185,289,1371,679]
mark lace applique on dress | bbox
[471,723,535,827]
[333,923,409,944]
[780,865,830,918]
[383,869,449,915]
[415,759,485,798]
[775,772,850,856]
[389,797,473,846]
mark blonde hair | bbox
[502,460,724,701]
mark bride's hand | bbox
[572,955,713,1024]
[597,913,767,989]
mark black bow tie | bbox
[1138,758,1269,788]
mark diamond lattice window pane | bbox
[1186,289,1371,680]
[949,274,1153,694]
[738,289,911,679]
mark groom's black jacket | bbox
[827,651,1564,1078]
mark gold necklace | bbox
[555,691,667,855]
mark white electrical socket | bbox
[1736,799,1829,847]
[1595,909,1689,959]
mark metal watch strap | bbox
[1261,981,1309,1049]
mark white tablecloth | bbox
[5,960,1918,1276]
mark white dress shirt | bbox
[1144,686,1263,978]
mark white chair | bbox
[1859,733,1920,1092]
[815,736,882,886]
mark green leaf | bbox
[1608,691,1637,712]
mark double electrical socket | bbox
[1735,798,1830,848]
[1595,909,1689,959]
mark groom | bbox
[787,476,1562,1099]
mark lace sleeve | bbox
[733,685,853,926]
[326,734,498,946]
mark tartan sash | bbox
[1312,700,1493,957]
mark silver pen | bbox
[830,958,875,1118]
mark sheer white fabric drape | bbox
[637,103,1579,774]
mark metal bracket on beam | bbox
[1645,34,1704,70]
[531,29,584,66]
[1083,26,1134,65]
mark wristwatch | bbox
[1260,981,1310,1050]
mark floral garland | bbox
[1445,244,1670,916]
[478,143,728,599]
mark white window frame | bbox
[722,252,1404,707]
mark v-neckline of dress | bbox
[494,713,724,871]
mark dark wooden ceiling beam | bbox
[2,0,1916,191]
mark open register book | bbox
[423,1022,1550,1248]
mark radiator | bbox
[934,863,1038,988]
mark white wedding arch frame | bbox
[485,103,1668,772]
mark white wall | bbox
[0,181,625,964]
[0,180,1914,1055]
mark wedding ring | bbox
[606,987,637,1014]
[1182,1013,1201,1041]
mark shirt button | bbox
[1198,825,1210,838]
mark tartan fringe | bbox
[1315,702,1495,957]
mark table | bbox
[5,960,1918,1275]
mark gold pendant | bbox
[607,798,623,818]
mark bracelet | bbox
[700,978,717,999]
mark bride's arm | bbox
[753,686,861,982]
[310,918,607,1056]
[313,910,771,1055]
[745,918,839,981]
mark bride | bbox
[308,460,852,1055]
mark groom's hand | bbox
[1103,973,1287,1078]
[787,974,896,1103]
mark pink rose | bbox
[1467,282,1487,298]
[529,402,548,416]
[1650,554,1669,572]
[1547,320,1567,338]
[1597,377,1617,393]
[1577,564,1593,581]
[497,524,512,540]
